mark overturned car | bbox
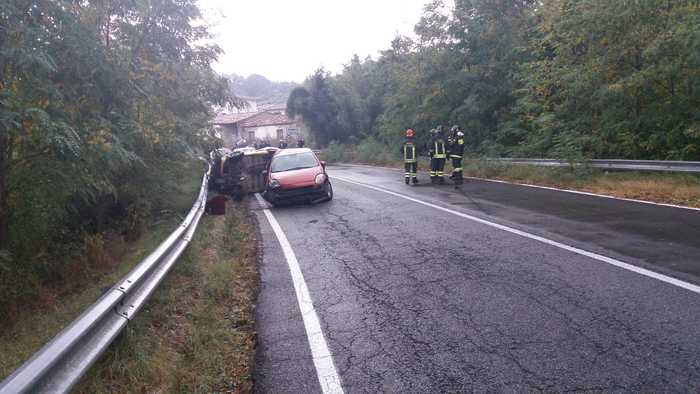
[209,147,278,199]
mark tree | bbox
[288,0,699,160]
[518,0,700,159]
[286,69,342,146]
[227,73,297,104]
[0,0,236,314]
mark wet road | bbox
[253,164,700,393]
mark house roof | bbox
[258,103,287,112]
[212,111,296,128]
[212,112,258,125]
[241,112,296,128]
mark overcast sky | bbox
[199,0,431,83]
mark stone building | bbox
[212,109,305,147]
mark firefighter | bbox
[402,128,419,184]
[448,125,465,187]
[428,126,447,184]
[446,126,455,162]
[427,128,436,182]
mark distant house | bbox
[212,112,258,146]
[212,109,304,147]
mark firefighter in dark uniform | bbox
[448,125,465,187]
[402,128,419,184]
[428,126,447,184]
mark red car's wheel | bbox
[322,182,333,202]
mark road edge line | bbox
[254,194,344,394]
[333,176,700,296]
[333,163,700,212]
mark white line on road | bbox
[254,194,344,394]
[333,176,700,296]
[334,163,700,212]
[461,175,700,212]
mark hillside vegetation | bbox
[0,0,235,316]
[288,0,700,161]
[226,73,297,106]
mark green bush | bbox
[321,138,399,165]
[355,137,397,165]
[323,141,349,163]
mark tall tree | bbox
[287,69,342,146]
[517,0,700,159]
[0,0,235,313]
[288,0,700,160]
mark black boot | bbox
[405,177,410,184]
[412,177,418,184]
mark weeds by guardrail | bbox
[0,163,211,394]
[487,158,700,173]
[320,141,700,174]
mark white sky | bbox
[199,0,431,83]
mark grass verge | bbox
[462,159,700,208]
[320,144,700,208]
[74,197,258,393]
[0,161,204,381]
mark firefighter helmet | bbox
[456,131,464,137]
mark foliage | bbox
[286,69,343,146]
[320,138,398,166]
[0,0,235,313]
[289,0,700,161]
[225,73,297,105]
[517,0,700,160]
[74,201,257,393]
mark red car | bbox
[262,148,333,206]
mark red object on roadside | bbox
[206,195,228,215]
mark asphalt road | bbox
[252,164,700,393]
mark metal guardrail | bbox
[0,163,211,394]
[487,158,700,173]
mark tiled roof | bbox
[241,112,296,128]
[212,112,258,125]
[258,103,287,112]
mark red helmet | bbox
[406,128,415,138]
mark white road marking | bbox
[334,163,700,212]
[255,194,344,394]
[333,176,700,296]
[462,175,700,212]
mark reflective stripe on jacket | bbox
[450,138,465,158]
[403,142,417,163]
[433,140,446,159]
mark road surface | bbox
[252,164,700,393]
